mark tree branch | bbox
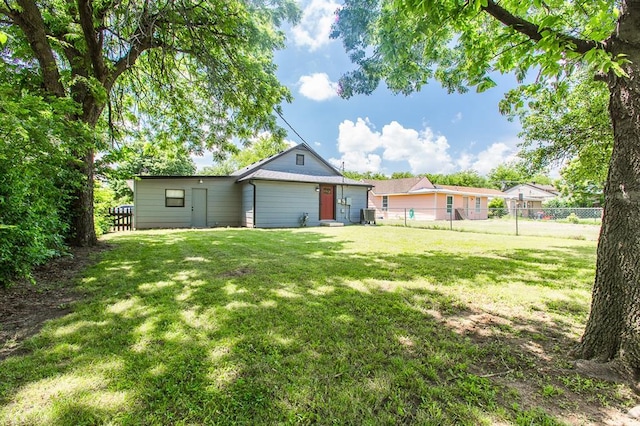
[483,0,601,55]
[105,19,158,91]
[77,0,107,81]
[9,0,66,96]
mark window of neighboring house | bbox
[446,195,453,214]
[165,189,185,207]
[475,197,481,213]
[296,154,304,165]
[382,195,388,211]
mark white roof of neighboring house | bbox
[503,183,559,200]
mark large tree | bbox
[332,1,640,376]
[503,74,612,206]
[1,0,298,246]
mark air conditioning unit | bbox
[361,208,376,224]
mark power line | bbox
[275,109,310,145]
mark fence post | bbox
[515,205,519,236]
[404,208,407,227]
[449,209,453,230]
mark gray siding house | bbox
[133,143,372,229]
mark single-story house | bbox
[364,177,506,220]
[503,183,559,217]
[133,143,372,229]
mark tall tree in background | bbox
[427,170,489,188]
[1,0,299,246]
[503,74,612,206]
[333,1,640,375]
[100,140,196,202]
[198,135,290,175]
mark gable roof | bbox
[236,169,370,186]
[231,142,340,179]
[504,183,559,198]
[365,178,505,197]
[364,177,435,195]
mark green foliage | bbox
[504,73,611,206]
[197,135,291,175]
[2,0,301,244]
[333,0,618,98]
[488,197,507,218]
[427,170,489,188]
[100,139,196,200]
[341,170,390,180]
[93,182,116,237]
[565,213,580,224]
[486,164,552,190]
[0,80,87,285]
[391,171,414,179]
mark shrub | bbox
[94,182,116,236]
[566,213,580,224]
[0,85,81,286]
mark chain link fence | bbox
[367,207,603,240]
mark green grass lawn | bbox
[0,227,635,425]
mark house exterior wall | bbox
[241,183,255,228]
[368,192,489,221]
[134,177,241,229]
[251,181,369,228]
[262,147,337,176]
[335,184,370,224]
[253,181,321,228]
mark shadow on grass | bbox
[0,228,609,425]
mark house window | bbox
[446,195,453,214]
[475,197,481,213]
[382,195,388,211]
[296,154,304,165]
[165,189,185,207]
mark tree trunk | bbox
[66,82,105,247]
[68,148,98,247]
[575,34,640,375]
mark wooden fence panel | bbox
[108,208,132,232]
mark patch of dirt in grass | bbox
[0,242,111,361]
[220,266,253,278]
[441,309,640,426]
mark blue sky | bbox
[194,0,527,176]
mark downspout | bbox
[249,181,257,228]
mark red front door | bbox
[319,185,335,220]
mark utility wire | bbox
[275,109,310,145]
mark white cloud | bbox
[378,122,455,174]
[452,112,462,123]
[298,73,339,101]
[471,142,518,175]
[329,151,382,173]
[455,152,474,170]
[336,118,381,153]
[331,117,521,177]
[291,0,339,51]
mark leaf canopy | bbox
[332,0,618,97]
